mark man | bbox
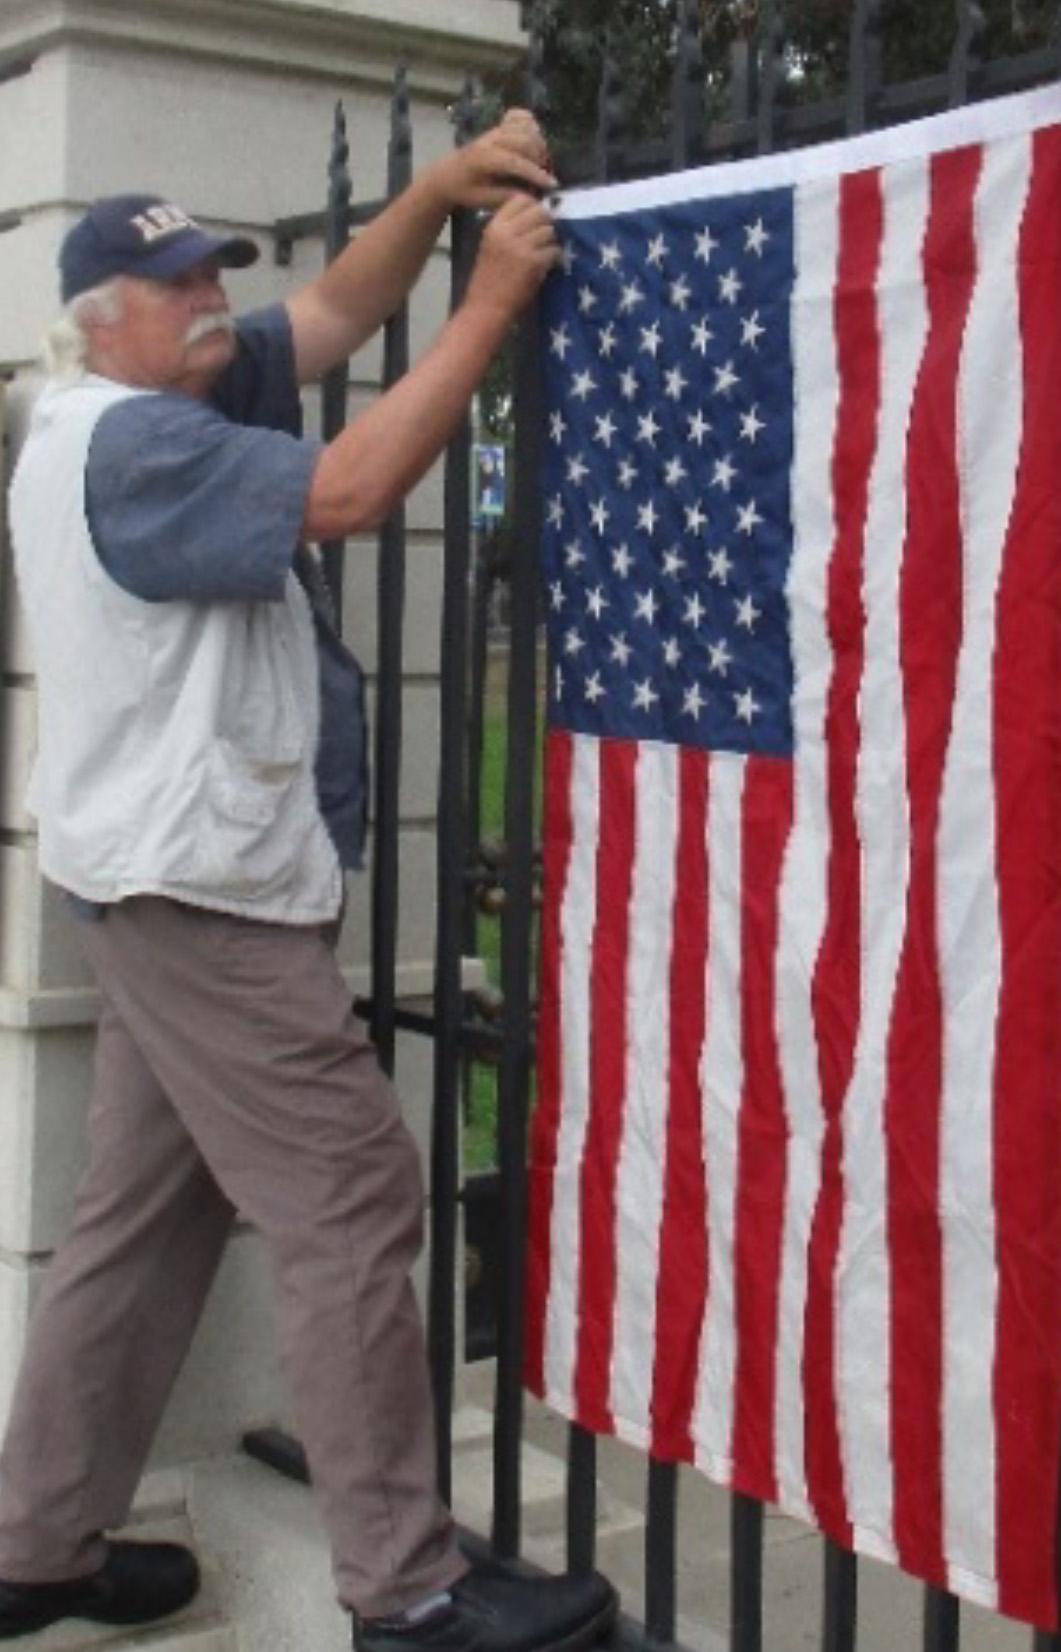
[0,113,617,1652]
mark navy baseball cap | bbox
[60,194,259,303]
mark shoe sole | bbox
[0,1591,198,1637]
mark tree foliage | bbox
[496,0,1057,163]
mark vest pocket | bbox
[195,738,311,894]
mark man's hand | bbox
[430,109,557,213]
[464,192,560,323]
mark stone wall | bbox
[0,0,521,1461]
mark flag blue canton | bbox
[541,185,797,756]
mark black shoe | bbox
[0,1540,200,1638]
[353,1565,618,1652]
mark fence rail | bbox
[247,5,1061,1647]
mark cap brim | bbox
[137,230,260,283]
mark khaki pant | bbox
[0,897,466,1617]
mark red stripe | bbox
[804,166,883,1545]
[525,729,576,1397]
[650,746,709,1461]
[992,124,1061,1632]
[886,143,981,1586]
[731,756,794,1501]
[573,737,637,1431]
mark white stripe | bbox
[555,85,1061,222]
[771,173,840,1523]
[938,131,1029,1602]
[543,733,600,1412]
[609,742,680,1445]
[692,751,746,1477]
[837,155,930,1561]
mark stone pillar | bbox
[0,0,521,1463]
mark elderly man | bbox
[0,114,616,1652]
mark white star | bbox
[571,368,597,402]
[611,543,633,578]
[662,546,687,578]
[669,275,692,311]
[662,636,682,668]
[637,499,660,535]
[559,243,576,275]
[600,240,622,271]
[593,412,618,448]
[646,233,668,268]
[736,499,764,536]
[589,498,610,534]
[617,459,638,491]
[586,585,609,620]
[546,494,564,528]
[663,457,687,487]
[683,592,706,629]
[740,310,766,350]
[549,410,568,445]
[735,687,761,723]
[639,322,663,358]
[563,627,584,656]
[708,639,732,675]
[684,500,708,535]
[719,267,743,304]
[712,455,738,492]
[664,365,688,401]
[619,279,646,314]
[566,452,589,486]
[584,671,606,704]
[633,678,660,712]
[745,217,770,256]
[687,410,711,445]
[550,323,572,359]
[619,368,639,401]
[578,284,598,314]
[610,631,632,666]
[549,580,565,611]
[708,547,733,583]
[690,318,713,355]
[636,410,661,447]
[554,664,564,699]
[634,587,659,624]
[694,225,719,264]
[683,683,707,720]
[735,594,761,631]
[598,323,619,359]
[713,359,740,396]
[740,406,766,444]
[563,539,586,569]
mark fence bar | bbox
[671,0,703,171]
[1033,1633,1061,1652]
[644,1461,679,1646]
[847,0,883,135]
[426,77,479,1501]
[821,1541,857,1652]
[567,1424,598,1574]
[368,63,413,1079]
[320,102,352,616]
[922,1586,960,1652]
[731,1494,764,1652]
[756,0,783,155]
[948,0,986,107]
[596,27,623,185]
[490,3,547,1559]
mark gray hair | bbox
[42,280,125,381]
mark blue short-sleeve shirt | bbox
[82,304,367,882]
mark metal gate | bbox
[246,5,1061,1648]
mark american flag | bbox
[524,85,1061,1629]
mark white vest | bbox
[10,376,342,923]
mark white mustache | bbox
[184,312,235,346]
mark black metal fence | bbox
[247,5,1061,1649]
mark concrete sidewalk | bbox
[453,1362,1032,1652]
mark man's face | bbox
[90,259,236,396]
